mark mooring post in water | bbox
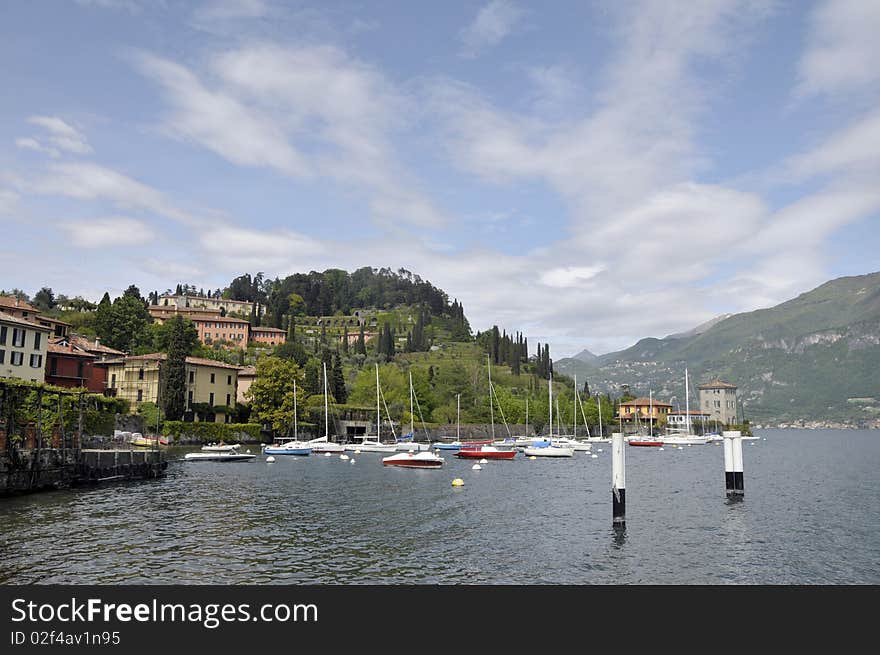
[723,430,744,498]
[612,432,625,525]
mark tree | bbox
[342,326,349,354]
[356,324,366,355]
[154,315,199,355]
[94,294,152,353]
[33,287,56,311]
[331,354,348,404]
[245,356,303,434]
[162,316,191,421]
[274,340,308,366]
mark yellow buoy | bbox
[529,455,537,460]
[354,449,361,454]
[451,478,465,487]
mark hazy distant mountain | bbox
[554,271,880,426]
[572,348,599,364]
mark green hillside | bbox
[555,272,880,426]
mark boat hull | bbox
[382,452,444,468]
[524,446,574,457]
[183,453,256,462]
[263,447,311,456]
[455,448,515,460]
[628,440,664,447]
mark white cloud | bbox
[198,225,327,271]
[540,266,605,289]
[193,0,268,22]
[135,44,445,227]
[787,108,880,180]
[26,115,92,154]
[15,137,59,158]
[26,161,201,226]
[796,0,880,97]
[59,217,156,248]
[460,1,524,57]
[0,190,19,216]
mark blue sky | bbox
[1,0,878,357]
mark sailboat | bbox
[661,367,709,445]
[525,373,574,457]
[456,357,516,460]
[383,372,444,468]
[265,378,312,456]
[346,363,397,453]
[308,363,346,453]
[432,394,465,451]
[627,389,664,447]
[551,374,592,452]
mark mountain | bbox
[572,348,599,364]
[665,314,733,340]
[554,272,880,427]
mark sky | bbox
[1,0,878,358]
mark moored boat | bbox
[183,451,256,462]
[628,438,664,447]
[202,443,240,452]
[131,433,169,447]
[382,451,444,468]
[455,446,516,460]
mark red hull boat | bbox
[628,440,664,447]
[455,447,516,460]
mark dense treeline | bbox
[475,326,552,379]
[223,267,466,330]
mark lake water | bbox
[1,429,878,584]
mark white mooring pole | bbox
[612,432,626,524]
[723,430,744,498]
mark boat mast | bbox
[525,397,529,436]
[685,366,691,435]
[294,378,298,440]
[409,371,414,437]
[649,389,653,438]
[598,394,603,438]
[323,362,329,440]
[456,393,460,441]
[549,373,553,439]
[573,374,577,439]
[487,355,495,440]
[376,362,380,441]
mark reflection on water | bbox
[1,430,878,584]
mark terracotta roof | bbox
[47,340,95,358]
[68,334,126,356]
[697,380,737,389]
[669,409,711,416]
[252,326,286,333]
[238,365,257,377]
[0,296,37,312]
[0,310,53,331]
[103,353,242,370]
[618,397,673,407]
[38,316,71,327]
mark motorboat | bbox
[455,445,516,460]
[661,436,710,446]
[183,451,256,462]
[202,443,240,452]
[131,433,169,447]
[628,437,664,447]
[432,441,463,451]
[550,436,592,452]
[382,450,444,468]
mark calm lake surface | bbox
[1,429,878,584]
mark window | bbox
[50,357,58,375]
[227,375,232,385]
[77,360,84,379]
[715,400,721,408]
[111,374,117,388]
[0,349,4,364]
[12,328,25,347]
[137,390,143,402]
[189,371,195,384]
[209,392,215,406]
[138,368,144,380]
[34,332,41,350]
[0,326,6,345]
[11,351,24,366]
[188,390,193,404]
[210,373,215,384]
[226,394,231,406]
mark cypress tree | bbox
[357,324,366,355]
[331,354,347,404]
[342,326,349,354]
[162,316,189,421]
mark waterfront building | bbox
[45,338,103,391]
[667,409,712,431]
[616,397,672,426]
[251,326,286,346]
[237,365,256,404]
[0,296,71,337]
[0,311,51,383]
[698,380,739,425]
[103,353,241,423]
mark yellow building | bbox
[236,365,256,404]
[0,311,51,383]
[103,353,240,423]
[616,397,672,424]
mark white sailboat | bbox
[346,363,397,453]
[552,374,592,452]
[383,372,444,468]
[662,367,709,445]
[525,373,574,457]
[309,363,346,453]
